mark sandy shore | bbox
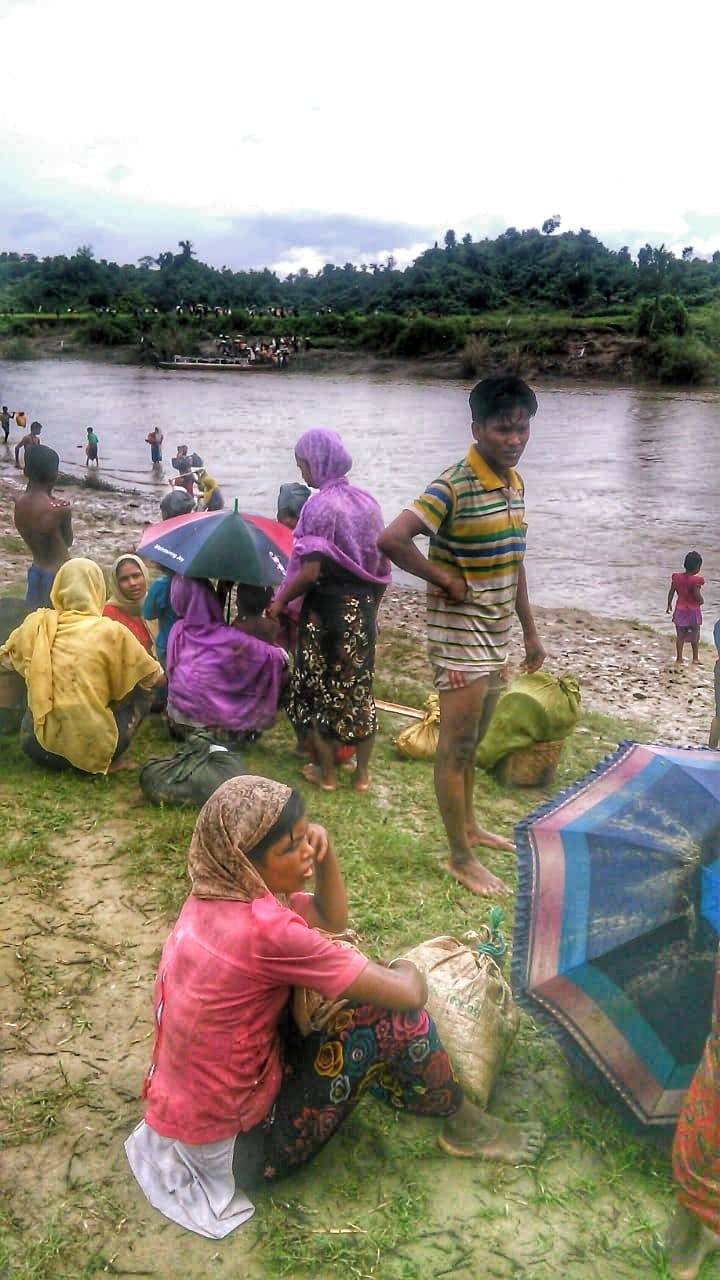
[1,469,715,747]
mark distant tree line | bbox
[2,227,720,319]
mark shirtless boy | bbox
[1,406,14,442]
[378,375,545,898]
[15,420,43,471]
[13,445,73,607]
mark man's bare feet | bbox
[301,763,336,792]
[439,1107,545,1164]
[352,770,371,792]
[447,854,512,897]
[466,825,516,853]
[667,1206,720,1280]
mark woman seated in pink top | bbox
[103,554,156,654]
[126,776,545,1238]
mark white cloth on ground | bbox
[124,1120,254,1239]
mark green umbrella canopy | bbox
[183,508,266,583]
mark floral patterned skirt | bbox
[232,1003,462,1185]
[288,584,377,745]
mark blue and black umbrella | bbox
[512,741,720,1126]
[136,503,293,587]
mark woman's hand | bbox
[299,825,348,933]
[306,822,330,864]
[343,957,428,1011]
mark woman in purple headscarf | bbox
[166,578,290,742]
[267,429,391,792]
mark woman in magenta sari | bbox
[268,429,391,793]
[166,578,289,743]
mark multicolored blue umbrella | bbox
[512,741,720,1126]
[136,505,293,586]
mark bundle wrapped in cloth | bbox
[394,694,440,761]
[476,671,581,786]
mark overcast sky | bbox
[2,0,718,276]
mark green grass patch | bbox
[0,535,26,555]
[0,622,682,1279]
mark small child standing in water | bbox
[667,551,704,665]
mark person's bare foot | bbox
[466,825,516,853]
[301,763,336,792]
[447,854,512,897]
[106,757,137,774]
[439,1108,545,1164]
[667,1206,720,1280]
[352,770,371,792]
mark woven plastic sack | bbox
[399,929,519,1107]
[395,694,440,761]
[139,732,246,807]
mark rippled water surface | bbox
[2,360,719,636]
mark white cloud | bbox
[1,0,719,264]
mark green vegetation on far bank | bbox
[3,227,720,383]
[4,302,720,386]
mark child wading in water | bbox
[667,551,704,665]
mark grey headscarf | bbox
[277,482,311,521]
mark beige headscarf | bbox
[188,775,294,901]
[106,554,149,618]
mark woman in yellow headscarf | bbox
[198,474,225,512]
[0,558,164,774]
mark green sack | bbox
[0,598,30,733]
[476,671,581,771]
[139,732,247,807]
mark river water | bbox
[1,358,719,638]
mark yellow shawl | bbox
[1,558,161,774]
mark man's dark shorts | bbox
[26,564,56,609]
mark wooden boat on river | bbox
[157,354,289,372]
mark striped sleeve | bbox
[408,478,454,535]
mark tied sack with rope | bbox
[394,694,440,761]
[397,910,519,1108]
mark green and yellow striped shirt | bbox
[409,447,527,671]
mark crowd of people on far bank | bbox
[214,334,295,364]
[1,378,718,1277]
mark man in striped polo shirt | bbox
[378,376,545,897]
